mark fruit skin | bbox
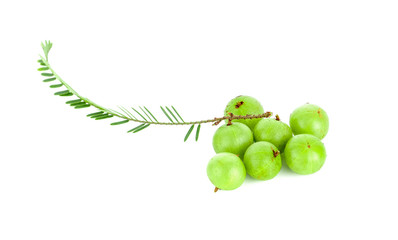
[253,118,292,152]
[243,141,282,180]
[224,95,264,130]
[284,134,326,175]
[207,153,246,190]
[289,103,329,139]
[212,122,254,158]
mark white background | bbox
[1,1,397,239]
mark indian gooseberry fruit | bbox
[284,134,326,175]
[212,122,254,158]
[224,95,264,130]
[253,117,292,152]
[289,103,329,139]
[243,141,282,180]
[207,153,246,191]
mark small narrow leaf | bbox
[160,106,174,123]
[87,111,104,117]
[90,113,108,118]
[41,40,53,60]
[66,99,83,104]
[139,106,153,122]
[50,84,63,88]
[166,106,179,123]
[195,124,201,141]
[119,106,137,120]
[74,104,90,109]
[184,125,195,142]
[37,59,44,64]
[43,77,56,82]
[143,106,158,123]
[95,115,113,120]
[60,93,73,97]
[131,107,147,121]
[38,67,49,71]
[108,109,129,119]
[41,73,54,77]
[70,102,86,106]
[111,120,129,125]
[54,90,70,95]
[172,106,184,122]
[133,124,150,133]
[127,124,145,133]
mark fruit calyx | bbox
[272,148,280,158]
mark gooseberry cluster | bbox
[207,96,329,192]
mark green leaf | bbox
[74,104,90,109]
[38,67,49,71]
[143,106,158,123]
[60,93,73,97]
[107,108,129,119]
[166,106,179,123]
[139,106,153,122]
[184,125,195,142]
[172,106,184,122]
[50,84,63,88]
[43,77,56,82]
[66,99,83,104]
[41,40,53,60]
[87,111,104,117]
[195,124,201,141]
[41,72,54,77]
[133,124,150,133]
[119,106,137,120]
[70,102,86,106]
[131,107,147,121]
[127,124,145,133]
[54,90,70,95]
[95,115,113,120]
[111,120,129,125]
[160,106,174,123]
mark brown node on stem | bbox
[275,114,280,121]
[227,112,234,126]
[235,101,244,109]
[214,187,219,193]
[213,119,222,126]
[264,112,273,118]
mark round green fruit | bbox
[253,118,292,152]
[284,134,326,175]
[224,95,264,130]
[243,141,282,180]
[289,103,329,139]
[207,153,246,191]
[212,122,254,158]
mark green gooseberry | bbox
[212,122,254,158]
[284,134,327,175]
[253,118,292,152]
[207,153,246,191]
[289,103,329,139]
[224,95,264,130]
[243,141,282,181]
